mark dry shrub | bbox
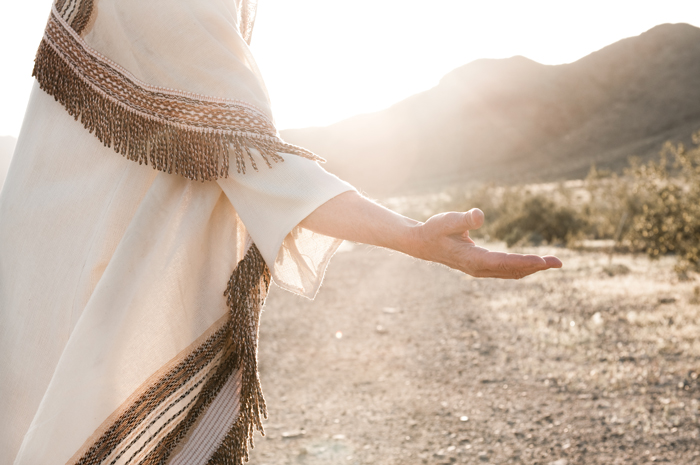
[449,185,586,246]
[443,130,700,272]
[626,132,700,273]
[491,194,584,246]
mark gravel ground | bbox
[248,244,700,464]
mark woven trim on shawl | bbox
[70,245,271,465]
[33,6,324,181]
[54,0,94,35]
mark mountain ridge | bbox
[282,23,700,195]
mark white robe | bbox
[0,82,354,464]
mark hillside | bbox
[0,136,16,191]
[282,23,700,196]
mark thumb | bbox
[465,208,485,230]
[434,208,485,235]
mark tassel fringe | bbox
[215,244,271,463]
[72,245,271,465]
[143,245,270,464]
[162,245,271,464]
[33,9,323,182]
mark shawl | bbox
[7,1,337,464]
[34,0,322,180]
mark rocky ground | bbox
[248,243,700,464]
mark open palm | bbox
[415,208,562,279]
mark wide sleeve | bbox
[217,153,355,298]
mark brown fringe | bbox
[73,324,230,464]
[33,10,323,182]
[208,244,271,464]
[139,245,270,465]
[72,245,271,465]
[71,0,94,35]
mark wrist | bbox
[395,220,427,260]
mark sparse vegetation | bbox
[626,134,700,274]
[490,192,584,247]
[440,130,700,275]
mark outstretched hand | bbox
[301,191,562,279]
[412,208,562,279]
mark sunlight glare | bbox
[1,0,699,136]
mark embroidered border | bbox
[72,245,271,465]
[55,0,94,35]
[33,7,323,181]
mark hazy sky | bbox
[1,0,699,137]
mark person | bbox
[0,1,562,464]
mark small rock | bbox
[382,307,400,314]
[375,325,388,334]
[549,459,568,465]
[460,416,469,422]
[658,297,676,304]
[591,312,604,326]
[282,430,305,439]
[332,434,346,440]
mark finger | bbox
[475,252,558,279]
[508,254,562,271]
[440,208,484,236]
[465,208,484,230]
[480,251,548,272]
[472,269,538,279]
[438,211,471,235]
[543,255,563,268]
[460,247,562,279]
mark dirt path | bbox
[248,244,700,464]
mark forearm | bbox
[301,190,562,279]
[300,191,421,256]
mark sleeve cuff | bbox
[217,152,355,298]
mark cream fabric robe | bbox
[0,3,355,457]
[0,83,353,465]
